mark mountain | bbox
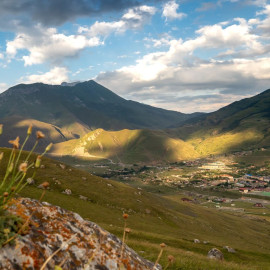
[52,89,270,162]
[169,89,270,155]
[0,80,199,138]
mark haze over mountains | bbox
[0,81,269,162]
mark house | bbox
[253,203,264,208]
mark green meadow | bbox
[1,148,270,269]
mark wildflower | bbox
[41,182,50,189]
[125,228,131,233]
[3,192,9,197]
[35,155,42,168]
[164,255,175,270]
[27,124,33,136]
[11,187,16,192]
[36,131,45,140]
[45,143,53,152]
[154,243,166,268]
[18,162,28,173]
[123,213,129,219]
[160,243,166,248]
[3,228,10,235]
[8,136,20,149]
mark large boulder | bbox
[207,248,224,260]
[0,198,161,270]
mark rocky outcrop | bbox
[207,248,224,260]
[0,198,160,270]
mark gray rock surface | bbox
[0,198,161,270]
[207,248,224,260]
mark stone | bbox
[62,189,72,195]
[26,178,35,185]
[194,239,200,243]
[0,198,160,270]
[82,177,87,180]
[203,241,209,244]
[40,165,46,169]
[79,195,88,201]
[223,246,236,253]
[59,164,66,170]
[207,248,224,260]
[145,209,151,214]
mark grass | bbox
[1,148,270,269]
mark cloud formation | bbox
[0,0,161,28]
[22,67,69,84]
[79,5,156,36]
[96,6,270,112]
[162,0,186,21]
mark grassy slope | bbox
[52,128,199,163]
[168,89,270,156]
[1,148,270,269]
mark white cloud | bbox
[0,83,8,93]
[256,5,270,36]
[162,1,186,21]
[0,53,3,59]
[22,67,69,84]
[6,24,102,66]
[79,5,156,37]
[96,16,270,112]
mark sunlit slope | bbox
[1,148,270,269]
[0,116,77,151]
[169,89,270,155]
[52,128,199,163]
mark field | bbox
[1,147,270,269]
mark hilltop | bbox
[51,89,270,162]
[0,81,199,148]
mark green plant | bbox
[0,125,52,212]
[0,124,52,247]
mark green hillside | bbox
[52,128,199,163]
[1,148,270,269]
[168,89,270,156]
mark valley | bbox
[0,81,269,269]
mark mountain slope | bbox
[168,89,270,155]
[0,81,198,137]
[52,128,199,163]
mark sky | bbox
[0,0,270,113]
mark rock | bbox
[55,180,61,185]
[40,165,45,169]
[107,183,112,187]
[207,248,224,260]
[223,246,236,253]
[0,198,160,270]
[79,195,88,201]
[62,189,72,195]
[203,241,209,244]
[194,239,200,243]
[59,164,66,170]
[82,177,87,180]
[26,178,35,185]
[145,209,151,214]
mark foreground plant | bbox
[0,124,52,246]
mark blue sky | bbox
[0,0,270,112]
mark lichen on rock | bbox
[0,198,161,270]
